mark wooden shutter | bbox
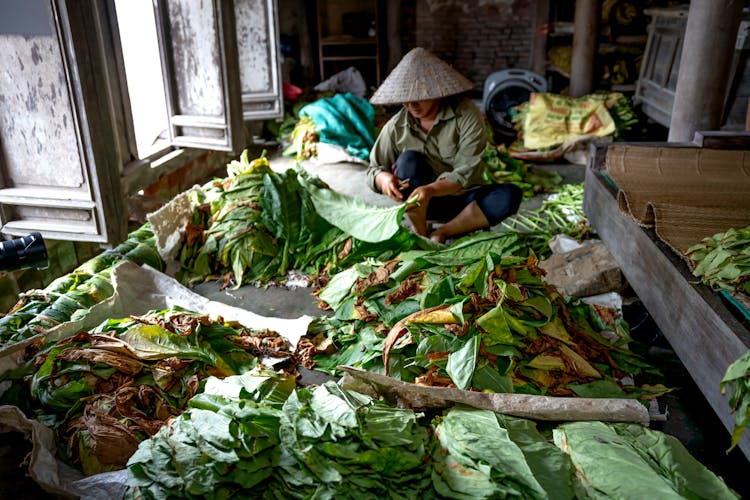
[0,0,126,243]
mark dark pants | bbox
[393,150,522,225]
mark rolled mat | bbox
[605,145,750,255]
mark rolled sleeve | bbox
[366,120,399,192]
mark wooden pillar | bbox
[386,0,401,73]
[569,0,599,97]
[668,0,743,142]
[531,0,550,75]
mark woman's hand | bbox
[405,185,433,209]
[376,171,408,202]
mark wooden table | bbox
[583,142,750,460]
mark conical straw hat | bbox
[370,47,474,105]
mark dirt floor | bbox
[2,149,749,497]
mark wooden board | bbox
[583,143,750,460]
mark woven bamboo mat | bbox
[605,145,750,256]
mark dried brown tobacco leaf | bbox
[76,404,141,469]
[354,259,399,294]
[385,274,423,305]
[414,366,455,387]
[114,386,176,435]
[336,238,353,261]
[184,220,205,247]
[57,347,144,376]
[354,297,378,322]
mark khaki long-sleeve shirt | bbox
[366,97,489,192]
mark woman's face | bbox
[404,99,439,120]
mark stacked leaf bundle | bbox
[176,151,433,288]
[685,226,750,297]
[0,225,162,348]
[482,141,563,198]
[306,231,667,401]
[720,350,750,452]
[126,376,736,499]
[501,183,592,259]
[0,307,293,476]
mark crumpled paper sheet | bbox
[339,366,650,425]
[146,188,198,276]
[0,260,312,498]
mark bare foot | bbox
[406,206,429,236]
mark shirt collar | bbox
[403,100,455,129]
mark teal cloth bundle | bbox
[299,93,375,161]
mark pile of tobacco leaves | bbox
[0,307,294,476]
[686,226,750,451]
[303,230,668,401]
[176,150,437,288]
[500,183,592,259]
[125,374,736,499]
[720,350,750,451]
[482,141,563,198]
[0,225,163,348]
[685,226,750,296]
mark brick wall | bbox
[414,0,535,91]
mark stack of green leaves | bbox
[126,379,735,499]
[0,224,162,348]
[1,307,292,476]
[554,421,737,499]
[176,152,434,288]
[685,226,750,296]
[501,183,592,259]
[720,349,750,452]
[126,371,295,499]
[431,407,577,499]
[126,379,432,499]
[310,230,665,401]
[276,382,431,498]
[482,142,562,199]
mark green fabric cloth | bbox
[366,96,489,191]
[299,93,375,161]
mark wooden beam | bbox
[668,0,743,141]
[583,143,750,460]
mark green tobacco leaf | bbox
[554,422,737,500]
[568,379,627,398]
[447,335,479,390]
[476,305,516,346]
[416,231,522,267]
[301,173,411,243]
[471,361,514,393]
[432,407,552,499]
[119,324,231,375]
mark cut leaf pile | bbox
[720,349,750,452]
[0,307,293,476]
[175,155,435,288]
[482,141,563,198]
[685,226,750,296]
[0,225,163,348]
[307,230,668,401]
[501,183,592,259]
